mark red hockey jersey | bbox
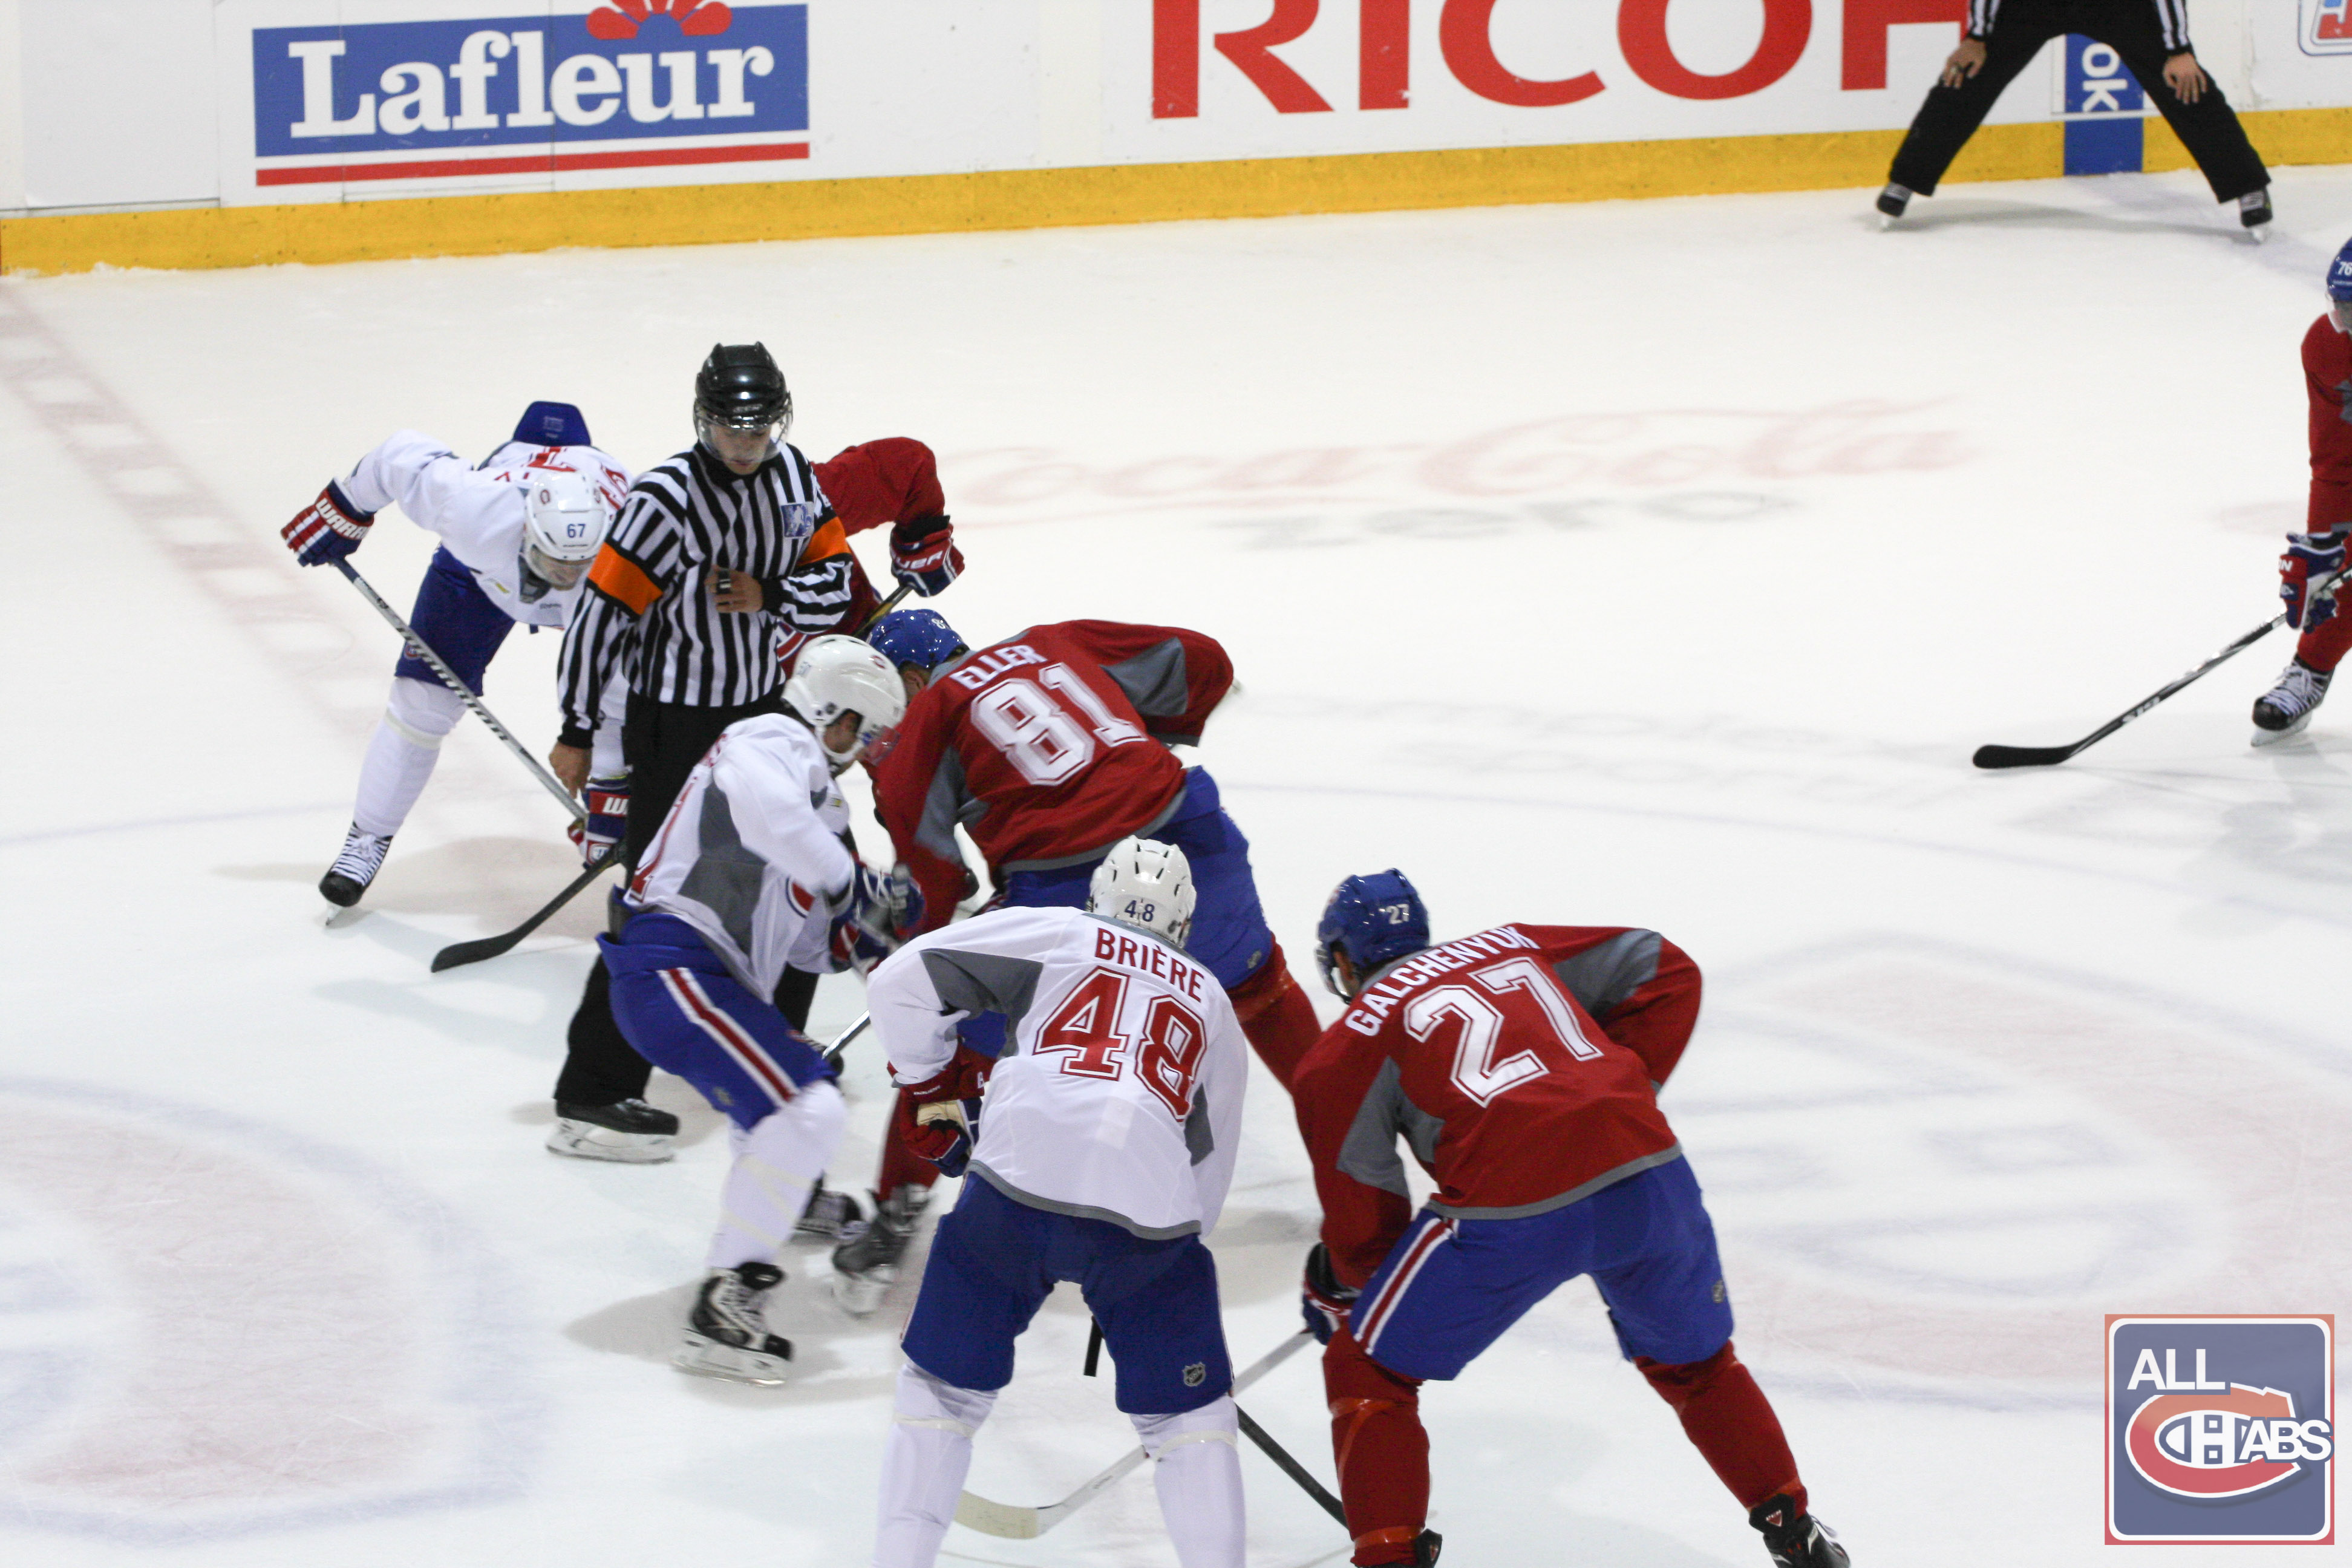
[1292,923,1702,1288]
[870,621,1234,932]
[2304,317,2352,489]
[806,437,947,640]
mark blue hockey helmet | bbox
[2330,238,2352,302]
[514,400,592,448]
[1315,869,1429,997]
[868,609,966,676]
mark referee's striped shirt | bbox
[1969,0,2190,52]
[557,440,857,744]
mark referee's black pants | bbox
[1888,0,2267,203]
[552,690,820,1105]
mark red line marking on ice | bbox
[258,142,809,187]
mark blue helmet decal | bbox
[2330,239,2352,302]
[1315,869,1429,996]
[867,608,964,672]
[513,399,592,448]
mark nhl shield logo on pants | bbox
[2107,1316,2335,1543]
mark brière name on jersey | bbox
[1342,926,1543,1034]
[946,644,1049,690]
[1091,924,1207,1001]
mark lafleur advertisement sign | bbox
[246,2,807,189]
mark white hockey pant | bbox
[1135,1396,1245,1568]
[871,1369,1243,1568]
[351,675,626,838]
[708,1080,846,1272]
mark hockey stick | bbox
[820,1013,870,1072]
[425,587,923,973]
[332,558,587,822]
[429,846,620,972]
[953,1329,1316,1539]
[1235,1403,1347,1524]
[1973,560,2352,769]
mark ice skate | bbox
[1751,1494,1850,1568]
[795,1177,866,1241]
[676,1261,794,1383]
[831,1183,926,1316]
[319,825,393,907]
[546,1097,680,1163]
[2241,189,2272,242]
[1875,183,1910,229]
[2251,658,2331,744]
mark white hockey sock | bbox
[875,1362,998,1568]
[707,1082,846,1272]
[351,678,464,838]
[1134,1397,1246,1568]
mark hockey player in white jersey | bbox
[279,401,632,906]
[597,635,914,1382]
[865,839,1250,1568]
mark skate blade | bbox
[545,1124,676,1164]
[673,1338,791,1385]
[2250,718,2312,747]
[831,1271,893,1317]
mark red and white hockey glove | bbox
[889,515,964,597]
[897,1046,993,1177]
[1300,1242,1359,1345]
[564,775,629,866]
[281,480,375,567]
[2279,527,2349,630]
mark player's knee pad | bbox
[1324,1328,1422,1405]
[1131,1394,1239,1459]
[746,1079,847,1179]
[1636,1339,1739,1414]
[384,676,465,745]
[893,1359,999,1438]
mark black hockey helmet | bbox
[694,342,791,433]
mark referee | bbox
[1877,0,2270,233]
[541,342,857,1161]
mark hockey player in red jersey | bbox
[2252,237,2352,742]
[1292,871,1850,1568]
[822,607,1323,1314]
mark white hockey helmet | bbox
[521,469,611,589]
[1087,837,1196,949]
[785,635,908,769]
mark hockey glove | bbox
[907,1100,973,1178]
[2279,527,2350,630]
[282,481,375,567]
[828,863,924,973]
[1300,1241,1359,1345]
[889,515,964,597]
[897,1046,993,1178]
[565,775,629,866]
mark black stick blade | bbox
[1972,742,2078,769]
[431,932,524,973]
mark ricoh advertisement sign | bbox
[218,1,809,202]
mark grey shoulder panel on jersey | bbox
[675,783,767,957]
[920,947,1043,1042]
[1102,639,1189,719]
[1550,929,1662,1019]
[1334,1057,1442,1197]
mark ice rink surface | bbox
[4,164,2350,1566]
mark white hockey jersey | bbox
[869,906,1248,1240]
[338,431,633,628]
[623,714,857,996]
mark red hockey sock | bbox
[1638,1342,1805,1516]
[2295,610,2352,674]
[872,1088,946,1198]
[1324,1328,1429,1564]
[1226,944,1319,1090]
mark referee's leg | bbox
[2099,15,2268,201]
[1887,21,2059,197]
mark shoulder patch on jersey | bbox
[1103,639,1189,718]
